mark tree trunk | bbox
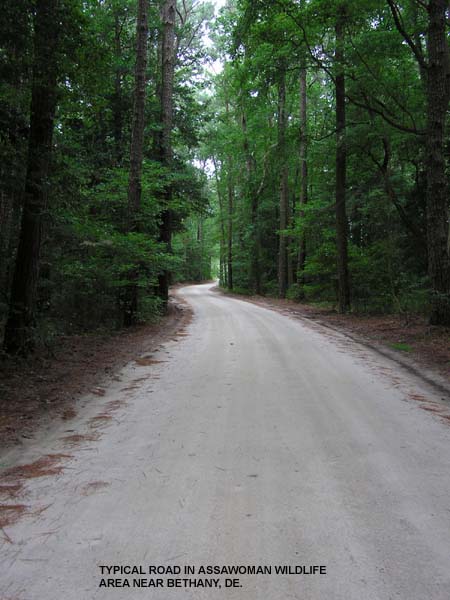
[376,137,427,246]
[227,157,234,291]
[0,192,13,297]
[157,0,176,310]
[241,110,261,294]
[335,5,351,313]
[225,99,234,290]
[297,65,308,289]
[213,157,227,287]
[113,9,124,167]
[123,0,149,327]
[278,66,288,299]
[426,0,450,325]
[3,0,60,355]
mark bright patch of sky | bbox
[191,0,227,175]
[202,0,226,75]
[211,0,227,14]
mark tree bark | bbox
[123,0,149,327]
[0,193,13,297]
[212,158,227,287]
[225,99,234,290]
[387,0,450,324]
[3,0,60,354]
[127,0,148,224]
[425,0,450,325]
[241,109,261,294]
[335,5,351,313]
[278,66,288,299]
[227,156,234,291]
[113,8,124,167]
[297,64,308,290]
[157,0,176,310]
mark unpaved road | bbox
[1,283,450,600]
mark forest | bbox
[1,0,450,357]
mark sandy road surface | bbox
[1,283,450,600]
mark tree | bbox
[157,0,177,310]
[4,0,62,354]
[0,0,32,306]
[296,62,308,289]
[278,63,289,299]
[335,3,351,313]
[423,0,450,325]
[123,0,149,326]
[4,0,449,354]
[111,0,129,167]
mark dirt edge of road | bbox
[0,292,193,452]
[213,286,450,400]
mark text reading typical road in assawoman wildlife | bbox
[98,564,327,589]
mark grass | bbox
[390,342,413,352]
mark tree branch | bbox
[386,0,428,70]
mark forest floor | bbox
[0,293,192,451]
[214,287,450,385]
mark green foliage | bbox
[1,0,441,349]
[172,212,215,283]
[286,284,304,302]
[204,0,433,318]
[391,342,413,353]
[1,0,216,344]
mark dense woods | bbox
[1,0,450,356]
[210,0,450,322]
[1,0,213,354]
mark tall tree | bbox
[112,2,127,167]
[423,0,450,325]
[227,153,234,290]
[278,64,289,299]
[0,0,31,303]
[212,157,228,287]
[241,106,262,294]
[385,0,450,325]
[123,0,149,326]
[3,0,62,354]
[335,3,351,313]
[157,0,177,309]
[297,63,308,288]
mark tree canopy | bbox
[1,0,449,355]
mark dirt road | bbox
[1,283,450,599]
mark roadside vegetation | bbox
[210,0,449,328]
[1,0,450,361]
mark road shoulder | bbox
[0,293,192,452]
[213,286,450,400]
